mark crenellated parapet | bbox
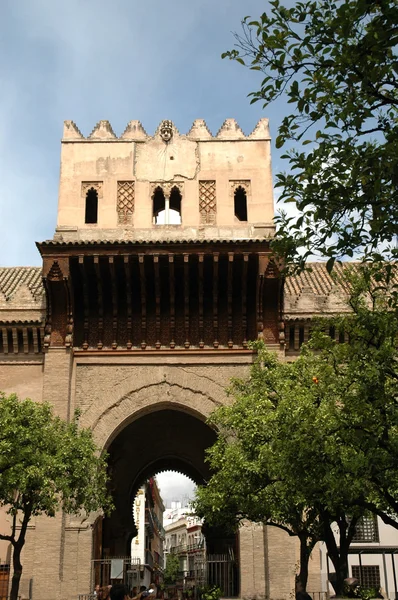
[62,118,271,141]
[57,116,275,241]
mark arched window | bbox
[169,186,182,224]
[85,187,98,224]
[153,185,182,225]
[234,186,248,221]
[153,187,165,224]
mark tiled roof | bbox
[284,263,351,297]
[38,238,270,247]
[0,267,44,301]
[285,262,397,298]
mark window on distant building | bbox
[352,566,380,588]
[352,516,379,543]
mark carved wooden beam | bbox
[39,326,45,351]
[242,253,249,348]
[32,327,39,354]
[22,327,29,354]
[153,255,161,349]
[183,254,190,349]
[42,257,71,348]
[12,327,18,354]
[63,277,74,349]
[124,256,132,349]
[2,328,8,354]
[168,254,175,349]
[42,277,52,349]
[94,256,104,350]
[227,252,234,348]
[198,253,204,349]
[256,253,269,339]
[109,256,118,349]
[79,256,89,350]
[139,254,147,349]
[213,253,219,348]
[278,278,285,348]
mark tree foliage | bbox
[222,0,398,268]
[164,552,180,585]
[195,267,398,595]
[0,394,111,600]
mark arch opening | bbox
[153,186,182,225]
[96,408,238,596]
[85,187,98,224]
[153,187,165,224]
[234,186,247,222]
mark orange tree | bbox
[195,268,398,595]
[0,394,111,600]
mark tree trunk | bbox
[320,514,348,596]
[10,543,23,600]
[296,534,310,593]
[323,514,358,596]
[330,554,349,597]
[9,503,32,600]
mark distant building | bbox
[164,514,206,590]
[163,502,192,528]
[131,478,165,587]
[321,516,398,598]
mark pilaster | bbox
[239,522,268,599]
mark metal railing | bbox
[145,508,165,538]
[168,542,204,554]
[91,556,141,589]
[145,550,154,569]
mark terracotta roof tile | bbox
[284,263,356,297]
[38,238,270,247]
[0,267,44,301]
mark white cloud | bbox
[156,471,196,507]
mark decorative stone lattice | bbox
[117,181,135,224]
[199,181,216,224]
[81,181,103,198]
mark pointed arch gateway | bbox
[88,381,239,595]
[89,378,221,554]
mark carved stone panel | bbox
[81,181,103,198]
[149,181,184,198]
[229,180,251,196]
[199,181,216,225]
[117,181,135,224]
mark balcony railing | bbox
[145,550,154,569]
[145,508,165,538]
[167,542,204,554]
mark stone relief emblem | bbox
[159,119,173,142]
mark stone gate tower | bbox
[0,117,323,600]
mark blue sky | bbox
[0,0,291,267]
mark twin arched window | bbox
[153,186,182,225]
